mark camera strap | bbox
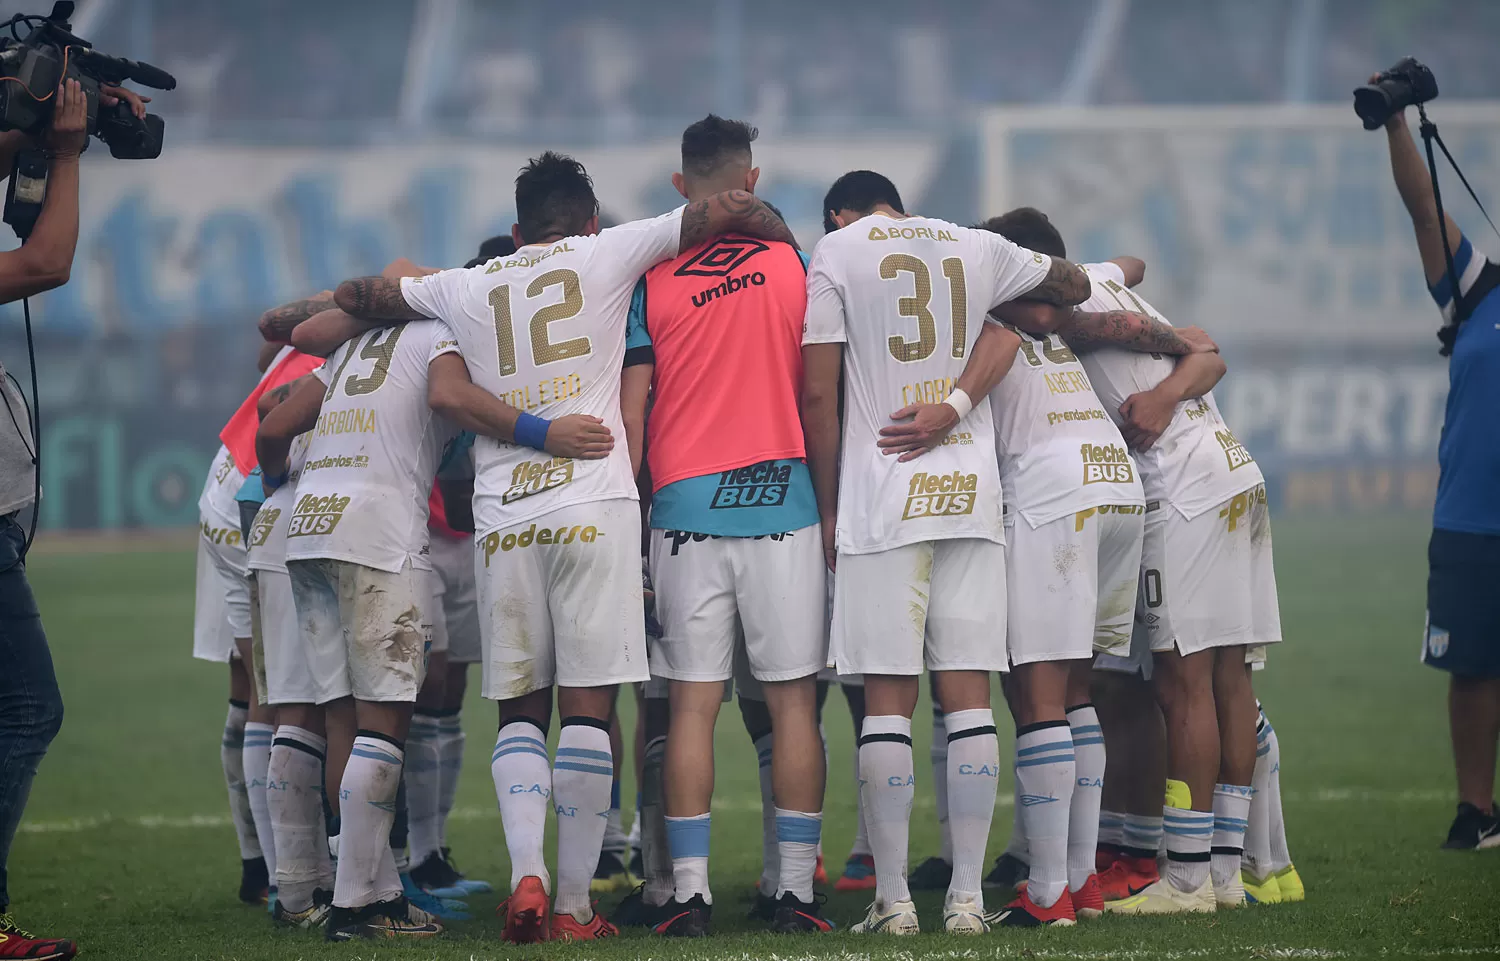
[1418,105,1499,332]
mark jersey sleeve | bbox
[400,268,467,321]
[974,229,1056,308]
[1430,235,1499,322]
[427,320,463,364]
[594,207,687,289]
[624,276,655,368]
[1086,261,1128,288]
[312,351,337,386]
[802,246,848,345]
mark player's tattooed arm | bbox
[678,189,800,253]
[333,276,429,323]
[255,376,324,491]
[1056,310,1218,355]
[1023,256,1092,306]
[256,373,317,421]
[427,353,614,459]
[257,291,334,343]
[878,323,1023,462]
[291,308,369,358]
[1117,351,1227,452]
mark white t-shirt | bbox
[281,320,460,573]
[989,325,1144,527]
[246,432,310,575]
[802,213,1053,554]
[199,346,299,527]
[400,207,685,537]
[1074,262,1264,519]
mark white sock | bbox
[553,720,613,920]
[640,734,673,906]
[1099,809,1125,849]
[931,705,953,864]
[1123,813,1164,857]
[1003,771,1028,862]
[1212,784,1254,890]
[752,732,778,897]
[492,720,551,893]
[1067,705,1105,893]
[666,814,711,903]
[404,711,443,866]
[859,714,914,907]
[222,701,261,860]
[602,779,628,856]
[944,708,998,905]
[435,711,465,850]
[1244,707,1275,877]
[243,721,277,884]
[850,740,872,858]
[1163,806,1214,892]
[269,726,333,912]
[333,734,405,909]
[1014,722,1074,909]
[775,808,822,902]
[1262,710,1293,872]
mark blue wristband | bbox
[514,412,551,451]
[264,470,289,491]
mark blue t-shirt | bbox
[1431,236,1500,536]
[234,467,266,506]
[626,266,820,537]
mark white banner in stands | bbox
[979,103,1500,345]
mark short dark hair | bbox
[514,152,600,243]
[822,170,904,234]
[681,114,757,180]
[978,207,1066,259]
[466,235,517,268]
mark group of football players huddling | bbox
[192,114,1301,942]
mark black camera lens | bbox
[1354,57,1439,130]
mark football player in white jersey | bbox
[327,152,798,943]
[986,209,1284,914]
[801,170,1092,935]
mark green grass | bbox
[9,514,1500,959]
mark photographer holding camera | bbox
[0,75,146,961]
[1364,61,1500,851]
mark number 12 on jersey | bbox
[880,254,968,363]
[489,268,591,376]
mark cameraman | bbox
[1378,86,1500,851]
[0,78,89,961]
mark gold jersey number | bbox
[490,268,591,375]
[880,254,969,363]
[324,324,407,400]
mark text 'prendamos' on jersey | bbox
[988,322,1144,528]
[802,212,1054,554]
[1074,262,1264,520]
[281,320,460,573]
[399,207,686,539]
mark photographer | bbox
[1374,74,1500,850]
[0,77,103,961]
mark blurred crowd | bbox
[113,0,1500,145]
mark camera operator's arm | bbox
[1382,103,1465,287]
[0,81,87,304]
[0,130,29,183]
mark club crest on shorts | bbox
[1425,614,1450,659]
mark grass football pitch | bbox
[9,513,1500,960]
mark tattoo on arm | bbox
[1062,310,1190,354]
[678,189,798,253]
[1025,257,1092,306]
[333,276,427,322]
[258,295,333,342]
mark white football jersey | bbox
[281,320,460,572]
[1075,262,1264,519]
[803,213,1053,554]
[400,207,685,537]
[199,346,300,526]
[246,432,311,575]
[989,325,1144,527]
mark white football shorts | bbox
[1006,504,1145,666]
[829,537,1008,676]
[1138,486,1283,658]
[286,557,431,704]
[476,498,649,699]
[429,532,481,664]
[648,524,827,684]
[193,516,251,662]
[250,569,318,704]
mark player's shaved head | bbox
[514,152,601,244]
[979,207,1067,259]
[822,170,904,233]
